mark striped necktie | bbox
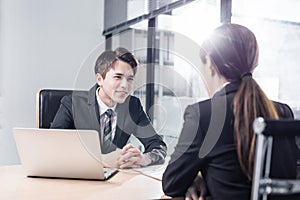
[103,109,113,143]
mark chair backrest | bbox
[36,89,74,128]
[251,117,300,200]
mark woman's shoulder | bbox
[273,101,294,119]
[188,97,221,110]
[185,99,207,110]
[183,99,213,117]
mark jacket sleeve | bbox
[274,101,294,119]
[162,104,205,197]
[50,95,75,129]
[130,97,167,165]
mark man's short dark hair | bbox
[94,47,138,78]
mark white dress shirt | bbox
[96,87,117,143]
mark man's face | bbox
[97,60,134,106]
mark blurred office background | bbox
[1,0,300,165]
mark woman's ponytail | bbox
[233,75,279,180]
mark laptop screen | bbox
[13,128,117,180]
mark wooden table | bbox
[0,165,167,200]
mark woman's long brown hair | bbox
[233,76,278,180]
[200,24,279,180]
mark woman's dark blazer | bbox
[162,82,297,200]
[51,84,167,156]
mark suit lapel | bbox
[87,84,101,133]
[113,101,126,145]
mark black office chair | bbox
[251,117,300,200]
[36,89,75,128]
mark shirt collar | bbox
[96,87,116,116]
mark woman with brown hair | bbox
[162,24,297,199]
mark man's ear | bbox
[96,73,103,86]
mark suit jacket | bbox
[162,82,298,200]
[51,84,167,157]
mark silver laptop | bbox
[13,128,118,180]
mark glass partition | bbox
[108,0,222,154]
[156,0,221,154]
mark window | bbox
[232,0,300,118]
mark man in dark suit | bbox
[51,47,167,169]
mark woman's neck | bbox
[208,76,228,97]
